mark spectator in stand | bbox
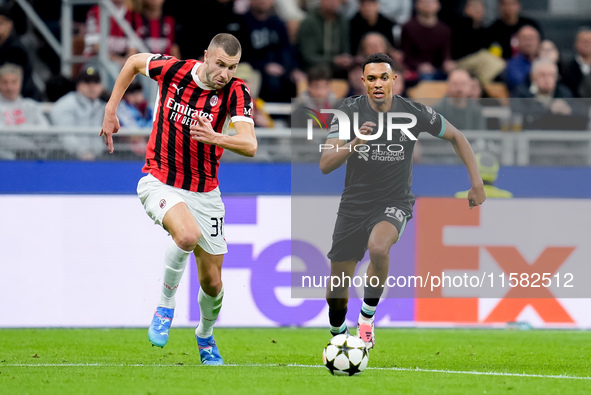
[166,0,251,61]
[355,32,402,67]
[116,80,151,157]
[234,62,274,128]
[512,59,588,130]
[0,63,49,160]
[438,0,468,26]
[537,39,566,80]
[401,0,455,81]
[348,33,407,97]
[488,0,541,60]
[504,25,540,91]
[296,0,352,79]
[273,0,306,43]
[84,0,139,69]
[340,0,413,26]
[243,0,303,102]
[0,64,47,128]
[50,67,106,160]
[117,80,153,129]
[562,27,591,98]
[438,0,498,27]
[348,33,389,97]
[293,66,337,128]
[349,0,396,57]
[347,63,366,97]
[452,0,505,85]
[538,40,559,64]
[133,0,181,58]
[130,0,181,101]
[0,6,41,100]
[452,0,491,60]
[434,69,485,130]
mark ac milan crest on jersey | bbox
[210,95,219,107]
[159,199,166,209]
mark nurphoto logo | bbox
[304,108,418,152]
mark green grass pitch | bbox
[1,328,590,394]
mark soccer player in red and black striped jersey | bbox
[101,33,256,365]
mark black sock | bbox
[361,285,383,318]
[329,307,348,335]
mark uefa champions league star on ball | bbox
[320,53,486,349]
[100,33,257,365]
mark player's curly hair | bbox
[209,33,242,57]
[361,53,394,73]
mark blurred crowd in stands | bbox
[0,0,590,160]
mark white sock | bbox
[158,241,191,309]
[359,302,377,322]
[195,286,224,338]
[330,321,348,335]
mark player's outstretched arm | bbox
[100,53,154,153]
[190,116,257,157]
[439,119,486,209]
[319,138,354,174]
[319,121,375,174]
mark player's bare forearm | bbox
[440,120,486,207]
[451,136,483,188]
[191,119,257,157]
[320,122,374,174]
[105,53,153,115]
[319,138,356,174]
[101,53,155,153]
[215,131,257,157]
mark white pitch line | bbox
[280,364,591,380]
[3,363,590,381]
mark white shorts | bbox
[137,173,227,255]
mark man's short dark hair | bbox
[208,33,242,56]
[125,80,143,94]
[362,53,394,73]
[0,6,13,21]
[307,66,332,83]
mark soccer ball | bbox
[322,334,369,376]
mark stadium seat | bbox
[407,81,449,100]
[296,79,350,98]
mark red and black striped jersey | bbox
[142,55,254,192]
[84,5,137,57]
[131,14,176,55]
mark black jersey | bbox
[326,95,446,217]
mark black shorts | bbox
[327,204,413,263]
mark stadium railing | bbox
[2,124,591,166]
[14,0,150,80]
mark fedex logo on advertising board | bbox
[415,199,577,326]
[186,197,580,328]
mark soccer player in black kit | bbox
[320,53,486,349]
